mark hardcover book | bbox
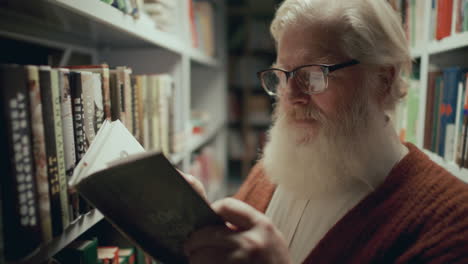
[69,71,88,161]
[70,120,224,264]
[39,66,67,236]
[67,64,112,120]
[26,65,53,243]
[0,64,42,261]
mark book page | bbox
[70,120,145,186]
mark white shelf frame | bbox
[39,0,218,66]
[409,0,468,182]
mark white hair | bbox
[270,0,412,110]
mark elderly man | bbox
[184,0,468,263]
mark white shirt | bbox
[265,185,371,264]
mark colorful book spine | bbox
[26,65,53,243]
[439,67,463,159]
[70,71,88,162]
[436,0,454,40]
[0,64,42,261]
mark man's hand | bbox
[184,198,291,264]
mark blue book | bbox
[439,67,464,158]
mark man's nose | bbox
[286,80,310,105]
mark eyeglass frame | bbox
[256,59,360,96]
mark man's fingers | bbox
[211,198,264,230]
[184,226,238,255]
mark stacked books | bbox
[0,63,181,262]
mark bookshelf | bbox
[0,0,227,263]
[403,0,468,183]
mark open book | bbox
[70,120,224,264]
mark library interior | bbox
[1,0,468,263]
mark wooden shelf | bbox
[11,209,104,264]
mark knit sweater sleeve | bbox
[395,171,468,264]
[233,162,276,213]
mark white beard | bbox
[261,97,389,199]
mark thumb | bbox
[212,198,263,230]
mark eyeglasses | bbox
[257,59,360,97]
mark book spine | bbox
[436,0,453,40]
[0,65,42,260]
[92,73,105,133]
[51,69,70,229]
[59,69,77,178]
[26,65,53,243]
[70,71,88,162]
[151,76,160,150]
[441,68,462,159]
[110,72,121,121]
[125,68,134,136]
[116,67,128,127]
[39,67,64,236]
[142,76,150,149]
[159,75,171,155]
[81,72,97,145]
[101,67,112,120]
[58,69,79,221]
[423,72,438,150]
[132,76,140,140]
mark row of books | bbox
[190,0,216,57]
[423,67,468,167]
[54,238,158,264]
[397,0,468,46]
[0,64,180,262]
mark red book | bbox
[436,0,454,40]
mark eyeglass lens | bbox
[261,65,326,95]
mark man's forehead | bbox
[275,49,337,69]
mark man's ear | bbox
[375,66,396,109]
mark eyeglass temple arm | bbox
[328,59,360,72]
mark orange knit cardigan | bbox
[234,144,468,263]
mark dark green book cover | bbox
[76,152,224,264]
